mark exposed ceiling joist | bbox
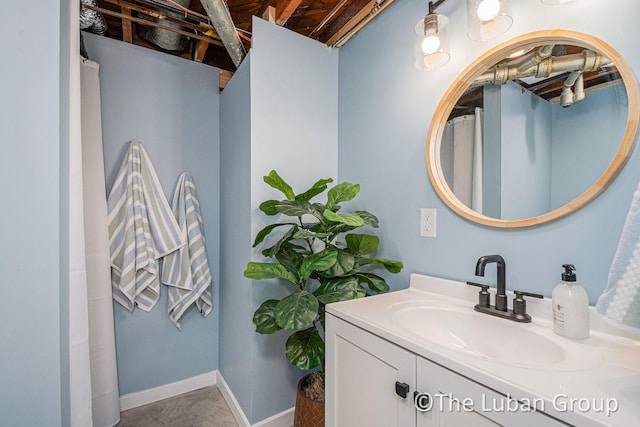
[309,0,350,38]
[84,3,224,46]
[275,0,303,26]
[85,0,398,90]
[121,4,133,42]
[326,0,395,48]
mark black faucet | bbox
[467,254,543,323]
[475,254,507,312]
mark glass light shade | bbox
[467,0,513,41]
[414,14,450,70]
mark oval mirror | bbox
[426,30,639,228]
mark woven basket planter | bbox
[293,373,325,427]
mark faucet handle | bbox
[466,281,490,308]
[514,290,543,300]
[512,290,543,319]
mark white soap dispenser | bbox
[552,264,590,339]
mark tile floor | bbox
[116,386,239,427]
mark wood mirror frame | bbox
[426,30,639,228]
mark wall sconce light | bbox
[467,0,513,41]
[414,0,451,70]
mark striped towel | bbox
[162,173,213,329]
[108,140,185,312]
[596,180,640,334]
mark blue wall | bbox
[551,84,628,208]
[500,80,552,219]
[249,17,338,423]
[82,33,220,395]
[337,0,640,304]
[220,17,338,423]
[0,1,66,425]
[219,54,254,418]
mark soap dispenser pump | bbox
[552,264,590,339]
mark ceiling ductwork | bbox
[80,0,108,35]
[139,0,192,52]
[199,0,246,68]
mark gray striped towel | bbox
[162,173,213,329]
[108,140,185,312]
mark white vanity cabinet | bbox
[325,313,566,427]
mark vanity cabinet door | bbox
[415,357,566,427]
[325,314,416,427]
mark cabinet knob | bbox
[395,381,410,398]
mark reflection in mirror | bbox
[427,31,639,227]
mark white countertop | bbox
[326,273,640,427]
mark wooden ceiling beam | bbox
[275,0,303,26]
[309,0,350,38]
[194,39,209,62]
[84,4,224,46]
[319,0,372,43]
[263,5,276,24]
[121,4,133,43]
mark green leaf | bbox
[274,291,319,330]
[345,233,379,254]
[314,277,366,304]
[311,202,326,213]
[325,182,360,211]
[286,328,325,370]
[275,246,304,277]
[323,210,365,227]
[331,224,359,235]
[264,170,295,200]
[253,223,293,248]
[252,300,282,334]
[267,226,297,258]
[323,251,355,277]
[275,200,314,217]
[357,273,390,293]
[293,229,332,240]
[295,178,333,201]
[359,258,404,273]
[354,210,379,228]
[259,200,280,216]
[244,262,298,284]
[299,248,338,281]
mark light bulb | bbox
[421,35,441,54]
[477,0,500,21]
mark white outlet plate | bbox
[420,208,436,237]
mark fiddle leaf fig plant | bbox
[244,170,403,370]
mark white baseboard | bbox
[252,406,294,427]
[216,371,295,427]
[118,369,294,427]
[120,370,218,411]
[215,371,251,427]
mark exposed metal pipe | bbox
[514,44,555,72]
[469,49,610,90]
[199,0,246,68]
[80,0,108,35]
[560,71,585,108]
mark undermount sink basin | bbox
[389,302,566,367]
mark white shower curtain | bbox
[69,17,93,427]
[441,107,484,213]
[81,58,121,427]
